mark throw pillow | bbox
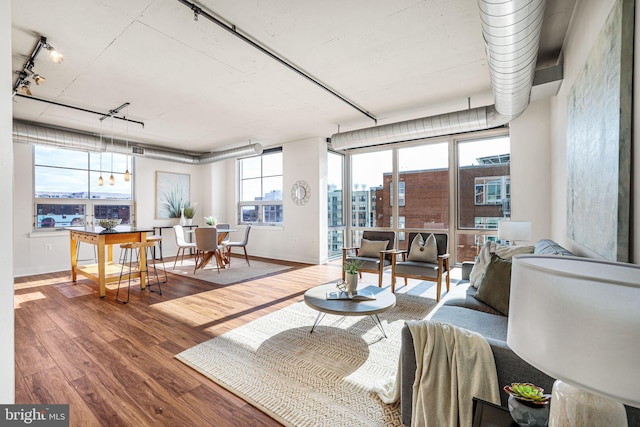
[358,239,389,258]
[407,233,438,263]
[475,253,512,316]
[469,242,535,288]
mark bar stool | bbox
[147,235,167,284]
[116,241,161,304]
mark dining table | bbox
[67,225,154,298]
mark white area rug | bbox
[176,293,438,427]
[169,258,291,285]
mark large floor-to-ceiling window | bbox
[327,151,344,258]
[238,147,283,225]
[344,130,510,264]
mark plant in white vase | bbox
[183,203,197,225]
[343,259,362,293]
[204,216,217,226]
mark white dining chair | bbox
[173,224,197,269]
[225,225,252,266]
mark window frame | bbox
[237,147,283,226]
[33,145,134,230]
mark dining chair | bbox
[194,227,223,274]
[173,225,197,269]
[216,223,231,244]
[225,225,252,266]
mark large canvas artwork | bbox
[156,172,190,219]
[566,0,633,262]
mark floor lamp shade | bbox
[508,255,640,411]
[498,220,531,243]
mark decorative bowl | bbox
[97,218,121,230]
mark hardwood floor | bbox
[14,256,342,427]
[15,255,450,426]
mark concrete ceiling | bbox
[10,0,576,153]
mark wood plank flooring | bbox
[14,256,447,426]
[14,256,342,427]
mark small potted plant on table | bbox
[503,382,551,427]
[183,203,197,225]
[343,259,362,293]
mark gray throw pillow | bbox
[474,253,512,316]
[358,239,389,258]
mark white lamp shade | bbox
[498,220,531,242]
[508,255,640,408]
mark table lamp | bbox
[508,255,640,426]
[498,220,531,245]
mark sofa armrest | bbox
[461,261,474,280]
[400,325,417,427]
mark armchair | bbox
[342,230,396,287]
[391,232,450,301]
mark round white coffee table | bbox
[303,283,396,337]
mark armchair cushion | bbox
[407,233,438,263]
[474,254,512,315]
[358,239,389,258]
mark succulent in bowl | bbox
[503,383,551,405]
[97,219,120,230]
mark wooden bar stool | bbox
[147,235,167,284]
[116,241,161,303]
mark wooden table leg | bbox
[70,233,78,282]
[97,235,106,298]
[139,234,147,289]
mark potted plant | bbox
[343,259,362,293]
[204,216,217,226]
[503,383,550,426]
[183,203,197,225]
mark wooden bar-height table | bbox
[67,226,154,298]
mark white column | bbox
[0,0,15,403]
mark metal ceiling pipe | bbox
[331,0,546,150]
[479,0,546,117]
[12,121,261,164]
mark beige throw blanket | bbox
[374,320,500,427]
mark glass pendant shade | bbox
[124,169,131,182]
[109,174,115,186]
[98,175,104,186]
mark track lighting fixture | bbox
[12,35,62,97]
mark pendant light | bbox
[124,105,131,182]
[98,121,104,186]
[109,117,115,185]
[98,152,104,186]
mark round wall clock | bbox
[291,180,311,206]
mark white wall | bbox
[549,0,639,262]
[222,137,328,265]
[509,98,552,242]
[1,0,14,403]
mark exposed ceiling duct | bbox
[331,0,547,151]
[12,120,262,164]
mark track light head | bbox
[17,82,32,96]
[44,43,63,63]
[33,74,46,85]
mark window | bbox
[474,176,510,205]
[34,145,133,229]
[238,148,283,225]
[327,151,344,258]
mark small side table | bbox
[472,397,519,427]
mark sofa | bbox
[399,239,640,426]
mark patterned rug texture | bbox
[175,293,438,427]
[168,258,291,285]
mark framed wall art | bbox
[156,171,190,219]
